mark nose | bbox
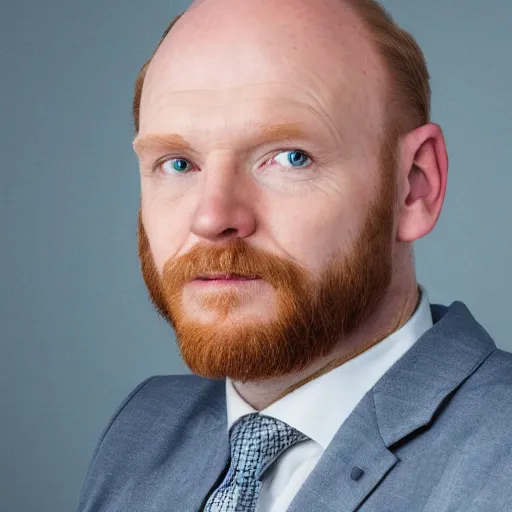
[189,160,257,244]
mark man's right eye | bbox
[160,158,192,174]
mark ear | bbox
[396,123,449,242]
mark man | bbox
[78,0,512,510]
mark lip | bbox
[194,273,259,281]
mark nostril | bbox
[221,227,238,237]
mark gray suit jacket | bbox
[78,302,512,511]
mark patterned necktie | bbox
[203,413,309,512]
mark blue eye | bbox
[273,150,311,168]
[161,158,191,174]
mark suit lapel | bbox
[170,379,230,512]
[288,391,397,512]
[373,302,496,446]
[289,302,496,512]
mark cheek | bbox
[141,192,190,273]
[263,156,381,264]
[264,193,365,273]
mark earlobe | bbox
[397,124,448,243]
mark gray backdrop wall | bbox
[2,0,511,511]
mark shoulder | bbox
[87,374,225,470]
[449,347,512,432]
[465,348,512,396]
[100,374,225,436]
[119,374,225,410]
[426,349,512,509]
[483,347,512,372]
[431,301,512,413]
[78,374,226,508]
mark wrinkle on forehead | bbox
[140,0,389,153]
[139,82,365,155]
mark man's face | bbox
[134,0,397,381]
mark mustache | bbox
[162,239,310,289]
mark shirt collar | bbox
[226,286,433,449]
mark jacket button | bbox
[350,467,365,481]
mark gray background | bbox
[2,0,511,510]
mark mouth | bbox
[194,273,260,282]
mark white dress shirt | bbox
[225,287,433,512]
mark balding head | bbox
[133,0,430,138]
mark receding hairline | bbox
[132,0,430,140]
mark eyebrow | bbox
[133,133,191,155]
[132,122,312,156]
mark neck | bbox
[232,279,420,410]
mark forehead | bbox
[139,0,389,146]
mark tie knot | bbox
[229,413,308,483]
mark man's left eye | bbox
[272,150,312,168]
